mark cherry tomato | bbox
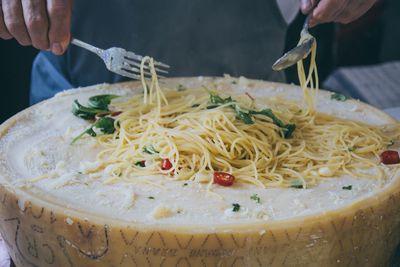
[111,111,122,116]
[213,171,235,186]
[161,159,173,170]
[380,150,400,165]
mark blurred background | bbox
[0,0,399,124]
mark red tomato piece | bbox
[111,111,122,116]
[380,150,400,165]
[161,159,173,170]
[213,171,235,186]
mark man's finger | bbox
[334,0,376,24]
[22,0,49,50]
[2,0,31,45]
[47,0,72,55]
[309,0,344,27]
[0,2,12,39]
[300,0,318,15]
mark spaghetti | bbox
[84,51,399,189]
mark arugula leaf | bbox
[208,92,296,137]
[94,117,116,134]
[250,194,261,203]
[72,100,107,120]
[250,109,296,138]
[71,117,115,144]
[232,203,241,212]
[143,145,159,155]
[331,92,350,102]
[234,105,254,124]
[88,95,119,110]
[342,185,352,190]
[209,92,253,124]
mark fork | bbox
[71,38,169,80]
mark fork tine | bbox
[120,66,166,80]
[124,51,170,69]
[124,60,169,74]
[121,63,154,77]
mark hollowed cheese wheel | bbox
[0,77,399,267]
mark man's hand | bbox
[300,0,378,27]
[0,0,72,55]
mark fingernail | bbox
[301,0,312,12]
[51,43,63,55]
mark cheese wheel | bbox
[0,77,399,267]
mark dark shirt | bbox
[30,0,288,104]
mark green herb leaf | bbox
[88,95,119,110]
[94,117,116,134]
[72,100,107,120]
[177,84,187,91]
[342,185,352,190]
[290,180,304,189]
[250,194,261,203]
[234,105,254,124]
[208,92,296,137]
[331,92,350,102]
[71,117,115,144]
[250,109,296,138]
[135,161,145,167]
[192,104,200,108]
[143,145,159,155]
[209,93,234,105]
[232,203,241,212]
[183,183,188,187]
[348,147,356,152]
[148,196,155,199]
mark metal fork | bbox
[71,38,169,80]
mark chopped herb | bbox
[72,100,107,120]
[192,103,200,108]
[143,145,159,155]
[331,92,350,102]
[88,94,119,110]
[290,180,304,189]
[234,105,254,124]
[232,203,241,212]
[388,140,395,147]
[71,117,115,144]
[177,84,187,91]
[177,210,182,214]
[348,147,356,152]
[206,104,219,109]
[231,80,237,84]
[208,92,296,138]
[183,183,188,187]
[296,109,303,115]
[77,171,83,174]
[148,196,155,199]
[342,185,352,190]
[250,109,296,138]
[135,161,145,167]
[250,194,261,203]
